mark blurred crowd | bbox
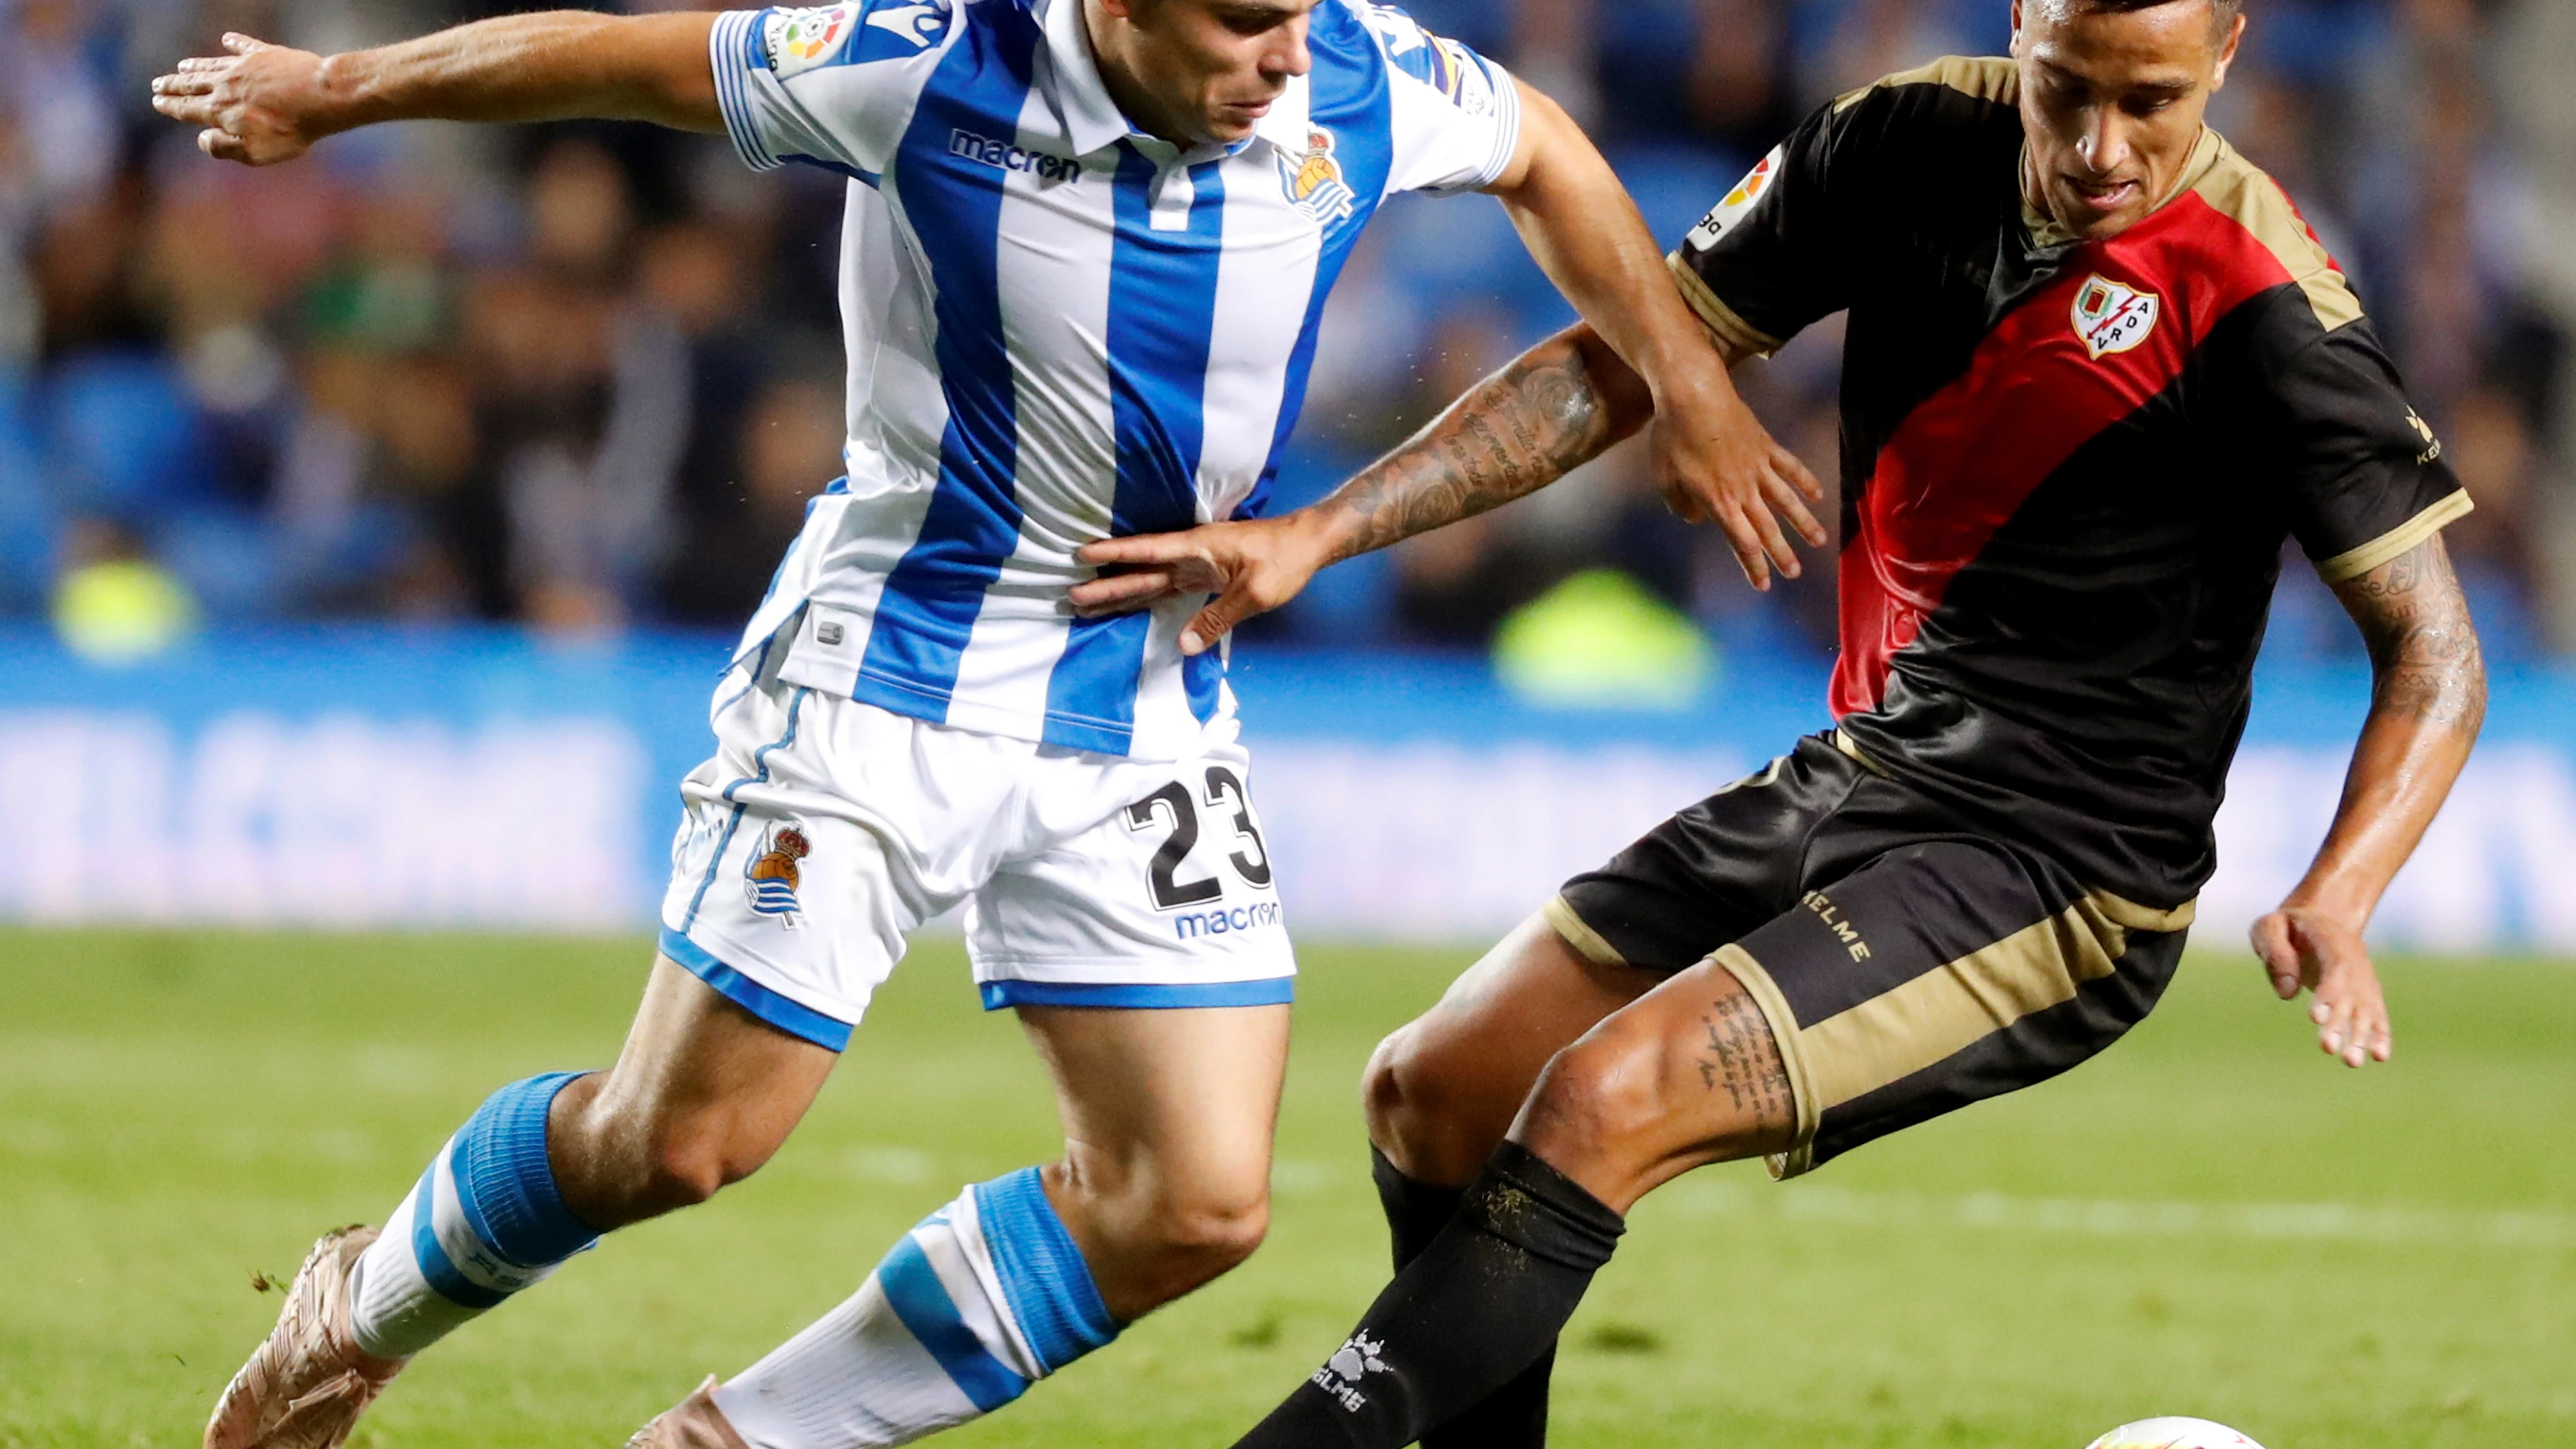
[0,0,2563,672]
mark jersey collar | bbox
[1247,75,1315,156]
[1038,0,1138,157]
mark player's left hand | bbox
[1645,370,1828,592]
[150,33,332,166]
[2250,906,2393,1068]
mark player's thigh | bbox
[1510,947,1797,1210]
[1367,913,1667,1187]
[1016,1001,1290,1214]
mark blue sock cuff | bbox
[972,1168,1118,1373]
[451,1071,600,1269]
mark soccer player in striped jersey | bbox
[151,2,1823,1446]
[1078,2,2489,1444]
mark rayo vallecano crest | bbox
[744,819,812,928]
[2072,273,2160,360]
[1278,126,1358,228]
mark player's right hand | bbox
[1645,368,1828,592]
[2250,905,2394,1069]
[1071,516,1331,657]
[150,33,331,166]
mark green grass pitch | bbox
[1,929,2569,1448]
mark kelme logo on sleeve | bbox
[2073,274,2161,360]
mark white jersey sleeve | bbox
[1348,2,1524,198]
[708,2,962,177]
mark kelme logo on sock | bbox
[1311,1332,1390,1412]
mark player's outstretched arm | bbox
[2252,533,2485,1068]
[149,12,721,167]
[1482,79,1826,590]
[1071,321,1650,654]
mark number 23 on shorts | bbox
[1123,766,1274,911]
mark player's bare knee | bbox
[1519,1031,1684,1172]
[1364,1025,1482,1185]
[1153,1181,1270,1281]
[584,1104,779,1223]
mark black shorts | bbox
[1548,732,2193,1179]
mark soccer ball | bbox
[2084,1418,2266,1449]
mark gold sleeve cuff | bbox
[2315,490,2474,584]
[1666,253,1786,361]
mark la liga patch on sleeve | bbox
[1686,144,1784,251]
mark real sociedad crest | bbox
[744,819,812,928]
[2072,273,2160,360]
[1278,126,1358,228]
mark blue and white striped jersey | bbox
[709,0,1521,758]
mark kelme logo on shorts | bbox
[744,820,812,929]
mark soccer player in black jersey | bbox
[1074,1,2486,1444]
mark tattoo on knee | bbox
[1695,990,1791,1129]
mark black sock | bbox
[1236,1143,1623,1449]
[1370,1147,1558,1449]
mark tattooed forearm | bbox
[2337,535,2487,736]
[1316,332,1635,564]
[1694,986,1793,1133]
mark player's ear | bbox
[2209,10,2246,89]
[2008,0,2027,57]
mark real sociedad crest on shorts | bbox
[2072,274,2161,360]
[744,819,812,928]
[1278,126,1358,228]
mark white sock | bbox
[346,1073,600,1359]
[348,1178,484,1357]
[715,1169,1117,1448]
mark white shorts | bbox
[656,660,1294,1050]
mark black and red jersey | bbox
[1669,57,2469,911]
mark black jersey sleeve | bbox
[2239,293,2471,582]
[1664,99,1851,358]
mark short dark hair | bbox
[2031,0,2243,42]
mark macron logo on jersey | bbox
[950,128,1082,183]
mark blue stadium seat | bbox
[155,506,284,621]
[0,378,58,609]
[40,352,207,514]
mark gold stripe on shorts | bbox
[1718,890,2188,1180]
